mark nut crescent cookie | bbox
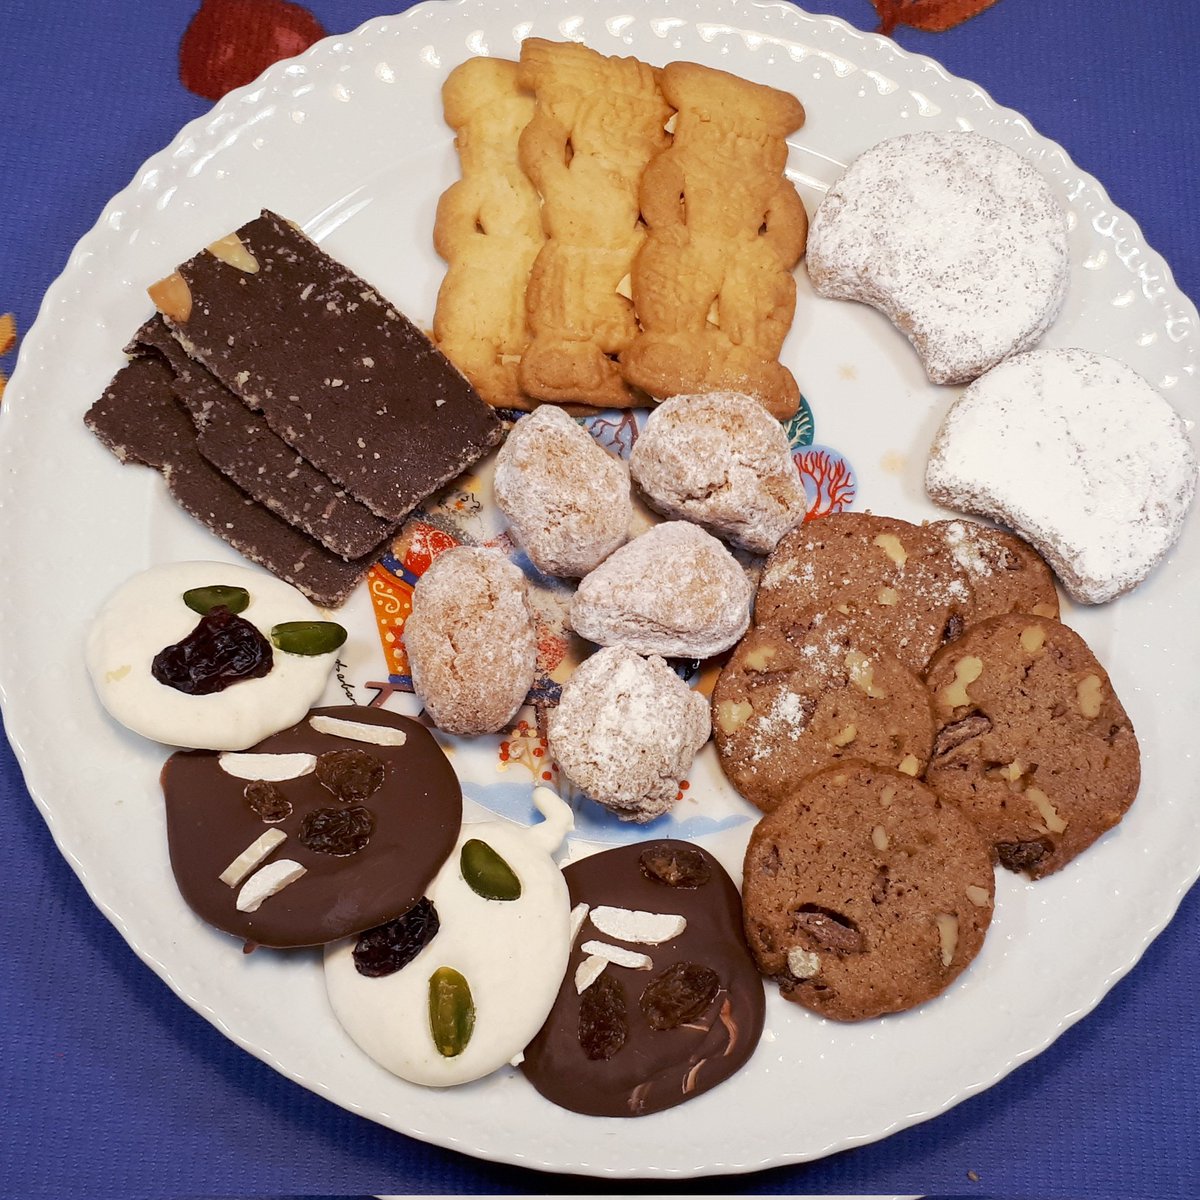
[547,645,710,823]
[712,621,935,813]
[628,390,807,554]
[571,521,754,660]
[621,62,808,419]
[926,348,1198,603]
[433,58,545,410]
[923,613,1141,879]
[517,39,671,407]
[493,405,633,578]
[742,762,994,1021]
[755,512,972,673]
[402,547,537,736]
[807,131,1069,385]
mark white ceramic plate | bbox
[2,0,1198,1180]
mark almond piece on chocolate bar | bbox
[153,210,503,523]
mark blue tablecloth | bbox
[2,1,1198,1195]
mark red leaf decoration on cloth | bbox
[872,0,1001,35]
[180,0,327,101]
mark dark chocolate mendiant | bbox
[520,840,765,1117]
[162,706,461,948]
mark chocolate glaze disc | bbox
[162,706,461,948]
[520,840,765,1117]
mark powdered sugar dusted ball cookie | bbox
[493,405,633,577]
[571,521,753,659]
[926,349,1198,602]
[403,547,536,735]
[548,645,710,823]
[808,131,1069,384]
[629,391,808,554]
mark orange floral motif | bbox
[796,447,856,520]
[871,0,1001,35]
[0,313,17,403]
[366,563,414,679]
[498,718,558,785]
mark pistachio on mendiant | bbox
[183,584,250,615]
[460,838,522,901]
[428,966,475,1058]
[270,620,347,656]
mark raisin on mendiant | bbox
[352,897,440,977]
[315,748,385,802]
[151,605,273,695]
[244,780,292,823]
[639,962,720,1031]
[299,805,375,856]
[578,974,628,1061]
[638,843,712,889]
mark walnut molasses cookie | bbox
[923,613,1140,879]
[712,619,935,812]
[755,512,971,673]
[929,519,1059,639]
[742,761,994,1021]
[807,131,1068,385]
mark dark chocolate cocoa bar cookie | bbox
[755,512,972,673]
[713,618,935,812]
[84,355,376,606]
[929,518,1059,640]
[742,761,994,1021]
[152,210,503,522]
[132,317,395,560]
[521,840,764,1117]
[923,613,1140,879]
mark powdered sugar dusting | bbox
[927,348,1198,602]
[807,131,1069,385]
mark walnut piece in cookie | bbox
[548,645,710,823]
[570,521,754,659]
[493,405,633,577]
[402,547,537,735]
[629,391,807,554]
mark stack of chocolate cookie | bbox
[716,511,1141,1020]
[85,210,503,606]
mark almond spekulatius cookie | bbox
[402,547,537,736]
[629,390,808,554]
[713,620,935,813]
[923,613,1140,879]
[755,512,971,674]
[807,131,1068,385]
[571,521,753,659]
[433,57,545,411]
[929,519,1059,637]
[517,39,671,407]
[621,63,808,419]
[742,761,994,1021]
[547,645,710,823]
[493,405,632,578]
[926,348,1198,603]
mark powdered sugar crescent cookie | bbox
[926,348,1198,602]
[742,762,994,1021]
[755,513,971,673]
[713,621,935,813]
[807,131,1069,385]
[433,57,544,410]
[323,787,573,1086]
[548,645,710,823]
[923,613,1140,879]
[493,405,633,577]
[402,547,537,735]
[571,521,754,659]
[629,390,807,554]
[621,62,808,418]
